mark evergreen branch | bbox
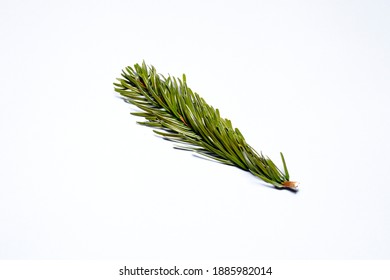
[114,62,298,189]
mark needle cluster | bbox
[114,62,297,189]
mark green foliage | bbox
[114,62,297,189]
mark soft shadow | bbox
[275,186,299,194]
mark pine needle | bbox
[114,62,298,190]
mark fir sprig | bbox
[114,62,298,189]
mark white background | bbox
[0,0,389,260]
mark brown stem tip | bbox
[282,181,299,189]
